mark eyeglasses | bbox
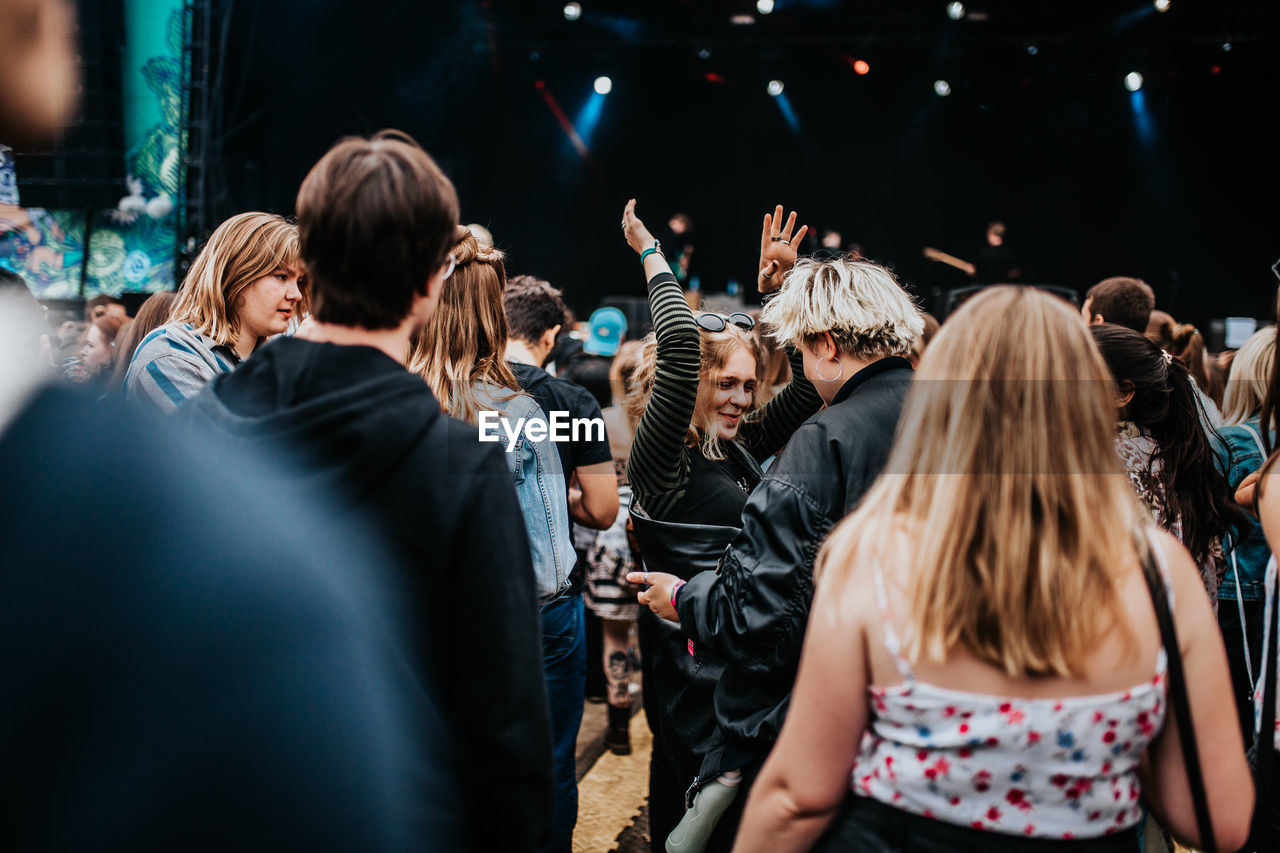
[695,312,755,332]
[442,253,457,280]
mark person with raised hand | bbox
[619,199,821,852]
[630,217,922,851]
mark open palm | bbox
[758,205,808,293]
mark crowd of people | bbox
[3,127,1280,853]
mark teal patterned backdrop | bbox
[0,0,184,298]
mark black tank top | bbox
[668,442,763,529]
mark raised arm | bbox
[739,206,821,460]
[621,199,701,521]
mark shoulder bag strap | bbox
[1139,539,1217,852]
[1253,564,1279,848]
[1242,421,1268,458]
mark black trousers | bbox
[813,795,1140,852]
[1220,596,1266,744]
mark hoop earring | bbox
[815,356,844,383]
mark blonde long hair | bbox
[408,226,520,423]
[624,323,762,461]
[169,212,302,347]
[1221,326,1277,426]
[816,287,1145,679]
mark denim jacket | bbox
[476,384,575,602]
[1216,415,1274,602]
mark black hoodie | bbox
[184,336,553,852]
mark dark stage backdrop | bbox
[213,0,1280,328]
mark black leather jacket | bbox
[676,357,913,767]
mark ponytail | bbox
[1153,358,1248,562]
[1092,323,1248,563]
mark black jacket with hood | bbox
[183,337,553,852]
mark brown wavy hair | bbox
[107,291,177,393]
[408,226,521,423]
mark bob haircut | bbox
[816,287,1146,679]
[1222,327,1277,426]
[408,226,521,424]
[169,212,301,347]
[761,257,922,361]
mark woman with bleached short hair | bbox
[123,212,304,413]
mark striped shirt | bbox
[628,271,822,521]
[123,322,240,414]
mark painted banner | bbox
[0,0,184,298]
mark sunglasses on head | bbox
[695,312,755,332]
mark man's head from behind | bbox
[296,130,458,331]
[1082,276,1155,333]
[504,276,571,360]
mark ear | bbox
[540,323,561,352]
[410,271,444,328]
[1091,314,1106,326]
[822,330,839,359]
[1116,380,1136,410]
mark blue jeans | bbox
[541,593,586,853]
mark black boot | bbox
[605,703,632,756]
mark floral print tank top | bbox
[852,542,1171,840]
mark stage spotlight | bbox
[853,59,870,75]
[946,2,966,20]
[1153,0,1170,11]
[1026,44,1039,56]
[698,46,712,59]
[1124,71,1143,92]
[934,79,951,96]
[767,80,784,96]
[757,0,775,14]
[594,76,613,95]
[1222,41,1232,51]
[563,2,581,21]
